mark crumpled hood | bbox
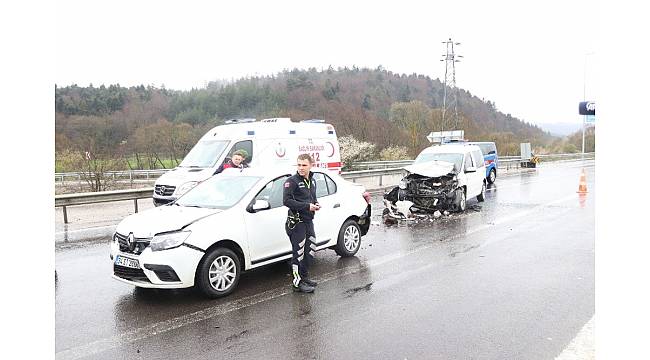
[155,167,214,187]
[116,205,222,238]
[403,161,456,178]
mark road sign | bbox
[579,101,595,115]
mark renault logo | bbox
[127,233,135,251]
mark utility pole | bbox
[582,52,595,158]
[440,38,462,132]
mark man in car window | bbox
[214,150,248,175]
[283,154,321,293]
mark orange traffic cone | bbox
[577,168,588,194]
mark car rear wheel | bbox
[455,188,467,212]
[196,248,241,298]
[487,168,496,184]
[477,182,486,202]
[335,220,361,257]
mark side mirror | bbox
[248,199,271,212]
[465,166,477,173]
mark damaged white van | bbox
[384,143,486,216]
[153,118,342,206]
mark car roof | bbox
[419,144,481,155]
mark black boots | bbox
[292,281,315,293]
[302,278,318,287]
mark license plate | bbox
[115,255,140,269]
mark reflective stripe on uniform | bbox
[292,264,301,287]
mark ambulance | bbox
[152,118,342,206]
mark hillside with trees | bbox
[56,66,574,184]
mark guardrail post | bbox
[63,205,68,224]
[379,174,383,186]
[134,199,139,213]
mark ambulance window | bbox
[230,140,253,163]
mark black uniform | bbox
[283,171,318,287]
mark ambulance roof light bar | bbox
[224,118,256,124]
[260,118,292,123]
[426,130,465,144]
[301,119,325,123]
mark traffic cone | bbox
[577,168,588,194]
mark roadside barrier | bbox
[55,153,594,224]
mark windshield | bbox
[179,140,230,168]
[176,175,261,209]
[414,152,464,170]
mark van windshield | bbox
[414,153,464,171]
[179,140,230,168]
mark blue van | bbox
[468,142,499,183]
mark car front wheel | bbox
[196,248,241,298]
[455,188,467,212]
[477,182,486,202]
[335,220,361,257]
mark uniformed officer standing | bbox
[283,154,321,293]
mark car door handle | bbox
[333,203,340,208]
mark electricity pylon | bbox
[440,38,462,132]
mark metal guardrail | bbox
[55,188,154,224]
[55,169,170,182]
[346,152,594,171]
[54,152,595,224]
[346,160,414,171]
[55,153,595,181]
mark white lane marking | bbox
[554,315,595,360]
[56,192,581,360]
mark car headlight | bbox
[150,231,191,252]
[174,181,199,197]
[399,179,407,189]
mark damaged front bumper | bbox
[383,173,460,218]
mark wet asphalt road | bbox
[55,160,595,360]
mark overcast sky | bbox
[55,0,596,125]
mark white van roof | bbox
[419,144,481,155]
[199,118,336,141]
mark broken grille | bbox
[115,232,151,255]
[154,185,176,196]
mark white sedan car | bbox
[110,167,372,298]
